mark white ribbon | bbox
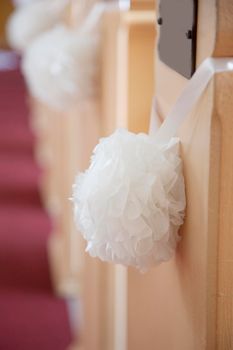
[152,58,233,144]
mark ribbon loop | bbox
[154,58,233,144]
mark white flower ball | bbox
[12,0,40,6]
[7,0,65,52]
[22,25,100,110]
[72,129,186,272]
[13,0,40,7]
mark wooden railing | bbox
[30,1,233,349]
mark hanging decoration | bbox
[6,0,66,52]
[72,58,233,272]
[21,2,111,110]
[72,129,185,272]
[22,24,100,110]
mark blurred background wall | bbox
[0,1,13,48]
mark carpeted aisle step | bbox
[0,155,41,206]
[0,50,73,348]
[0,205,52,291]
[0,122,35,157]
[0,290,71,350]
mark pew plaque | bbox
[158,0,198,78]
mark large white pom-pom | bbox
[22,25,100,110]
[72,129,186,272]
[6,0,65,52]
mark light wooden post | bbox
[30,4,101,350]
[29,1,86,298]
[126,1,233,349]
[101,7,156,350]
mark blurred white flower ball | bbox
[22,25,100,110]
[12,0,40,7]
[72,129,186,272]
[7,0,65,52]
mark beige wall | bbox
[0,0,13,48]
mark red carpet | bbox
[0,52,72,350]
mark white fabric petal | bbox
[72,129,186,272]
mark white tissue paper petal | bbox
[6,0,65,52]
[72,129,186,272]
[22,25,100,110]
